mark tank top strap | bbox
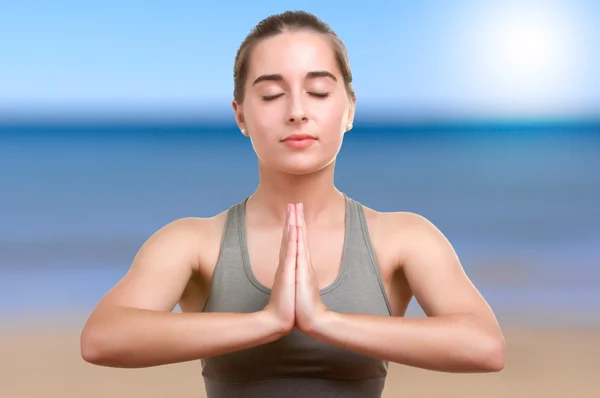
[333,194,393,316]
[218,199,244,248]
[215,198,246,266]
[202,198,269,314]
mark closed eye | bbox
[262,92,330,101]
[262,93,284,101]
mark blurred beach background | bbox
[1,1,599,397]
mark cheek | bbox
[314,100,348,134]
[246,103,279,137]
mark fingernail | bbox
[299,203,303,216]
[289,224,293,233]
[286,204,290,215]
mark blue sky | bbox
[0,0,598,120]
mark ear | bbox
[232,100,248,136]
[346,96,356,132]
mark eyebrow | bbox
[252,70,337,86]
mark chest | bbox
[191,209,413,317]
[246,223,345,291]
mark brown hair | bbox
[233,10,355,103]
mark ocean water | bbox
[1,121,599,323]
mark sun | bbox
[468,2,581,113]
[489,14,558,77]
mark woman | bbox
[81,10,505,397]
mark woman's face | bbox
[233,30,355,175]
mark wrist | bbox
[303,308,335,338]
[257,310,293,339]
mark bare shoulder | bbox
[161,211,229,267]
[139,213,226,271]
[91,210,230,314]
[362,205,440,235]
[360,205,444,266]
[362,204,500,328]
[159,211,228,243]
[178,210,229,275]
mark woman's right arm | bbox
[80,216,284,368]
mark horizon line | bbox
[1,102,599,126]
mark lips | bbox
[281,133,317,149]
[282,133,317,142]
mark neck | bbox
[248,161,344,224]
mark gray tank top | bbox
[201,194,393,397]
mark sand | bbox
[2,315,599,398]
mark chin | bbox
[273,155,335,176]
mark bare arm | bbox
[80,217,283,368]
[308,212,506,372]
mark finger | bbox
[295,202,304,228]
[295,206,309,259]
[280,203,290,243]
[286,204,296,256]
[289,203,297,226]
[296,226,310,286]
[297,225,305,256]
[299,207,310,257]
[297,225,310,277]
[286,223,298,267]
[280,203,293,261]
[298,204,311,258]
[298,225,317,286]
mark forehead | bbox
[249,30,337,78]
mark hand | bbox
[263,203,297,336]
[294,203,329,334]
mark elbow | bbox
[80,321,120,366]
[80,326,108,365]
[476,335,506,372]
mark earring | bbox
[347,122,353,130]
[241,128,247,136]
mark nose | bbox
[286,93,308,125]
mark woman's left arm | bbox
[306,212,506,373]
